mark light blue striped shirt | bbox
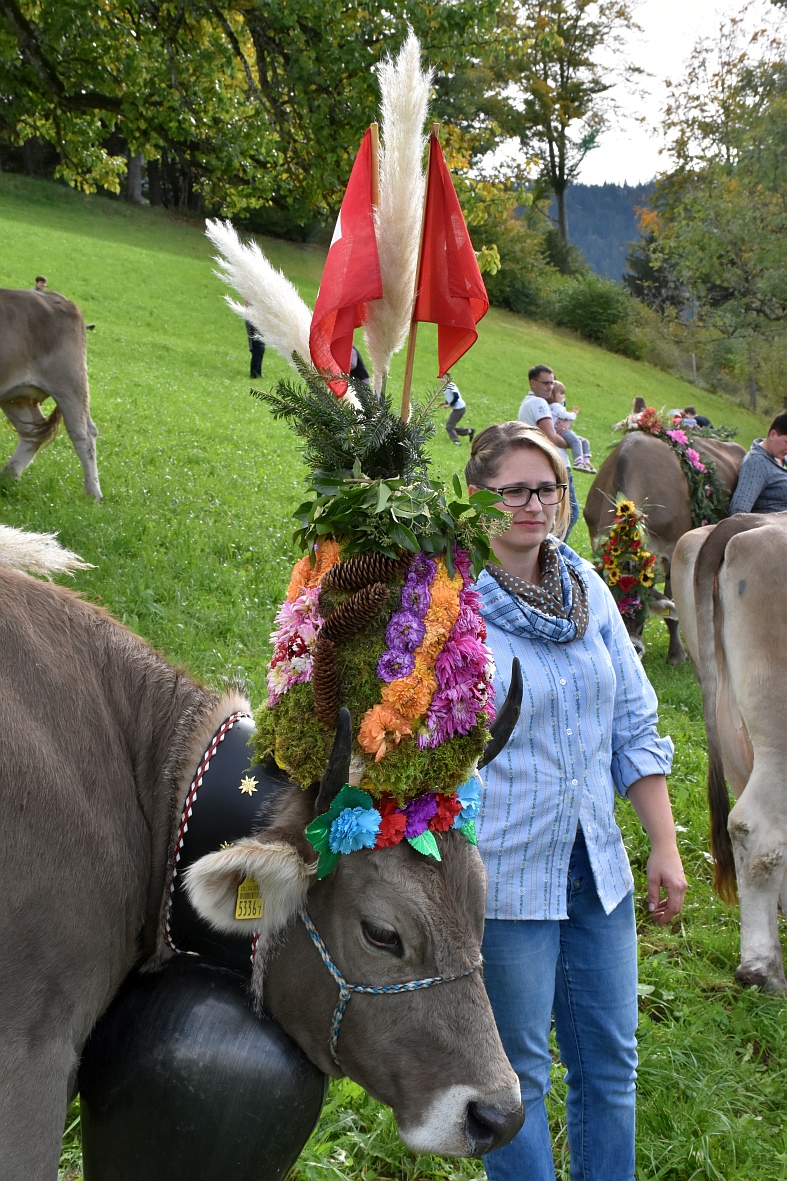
[477,557,673,921]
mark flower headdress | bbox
[207,38,520,872]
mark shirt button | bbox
[559,678,567,686]
[572,778,579,786]
[566,728,573,735]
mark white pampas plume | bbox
[363,32,432,387]
[0,524,92,578]
[205,218,312,370]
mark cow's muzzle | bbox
[465,1096,525,1156]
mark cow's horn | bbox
[314,707,353,815]
[478,658,523,770]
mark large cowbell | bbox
[78,717,326,1181]
[79,957,326,1181]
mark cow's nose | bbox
[465,1097,525,1155]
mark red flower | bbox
[375,797,406,848]
[429,793,463,832]
[630,539,641,550]
[617,574,639,593]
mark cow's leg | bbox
[728,787,787,995]
[0,399,57,480]
[56,397,102,500]
[664,576,687,665]
[0,1035,73,1180]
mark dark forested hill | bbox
[551,183,654,281]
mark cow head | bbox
[185,675,525,1158]
[620,588,678,657]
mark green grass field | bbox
[1,174,784,1181]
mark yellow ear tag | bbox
[235,877,264,921]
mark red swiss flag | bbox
[413,135,489,376]
[309,128,382,396]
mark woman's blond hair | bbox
[464,421,572,540]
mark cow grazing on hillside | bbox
[0,528,523,1180]
[671,513,787,994]
[584,431,744,663]
[0,289,102,498]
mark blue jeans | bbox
[481,832,638,1181]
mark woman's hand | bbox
[644,841,688,926]
[627,774,688,925]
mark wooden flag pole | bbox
[400,121,440,422]
[369,122,380,208]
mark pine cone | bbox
[322,553,410,591]
[312,636,340,726]
[321,582,389,644]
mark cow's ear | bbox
[184,837,314,938]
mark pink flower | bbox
[685,448,706,472]
[666,429,689,448]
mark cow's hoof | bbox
[85,486,103,502]
[0,465,20,482]
[735,962,787,994]
[667,650,687,666]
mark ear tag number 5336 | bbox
[235,876,264,920]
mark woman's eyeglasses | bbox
[482,483,567,508]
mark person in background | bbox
[349,345,372,387]
[730,412,787,513]
[244,302,265,379]
[613,396,647,432]
[465,420,686,1181]
[442,372,474,445]
[549,381,595,473]
[683,405,712,428]
[518,365,578,534]
[33,275,48,293]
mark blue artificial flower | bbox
[453,776,481,826]
[329,806,381,854]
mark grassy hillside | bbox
[1,175,783,1181]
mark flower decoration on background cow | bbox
[251,364,515,876]
[594,495,658,629]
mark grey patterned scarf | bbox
[485,539,589,642]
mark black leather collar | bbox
[164,714,290,975]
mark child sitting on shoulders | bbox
[550,381,595,473]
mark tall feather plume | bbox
[205,218,312,370]
[363,32,432,388]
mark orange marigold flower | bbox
[381,671,435,720]
[358,704,413,762]
[286,540,340,600]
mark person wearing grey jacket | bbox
[730,412,787,514]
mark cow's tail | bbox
[32,403,62,447]
[693,514,768,902]
[0,524,92,578]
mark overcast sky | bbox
[567,0,779,185]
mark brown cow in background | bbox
[584,431,744,663]
[0,289,102,498]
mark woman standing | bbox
[466,422,687,1181]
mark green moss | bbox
[361,722,487,803]
[255,682,333,786]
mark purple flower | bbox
[377,649,416,682]
[404,793,438,838]
[385,611,426,652]
[452,547,473,584]
[408,554,437,582]
[435,635,491,688]
[401,576,430,617]
[705,484,713,497]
